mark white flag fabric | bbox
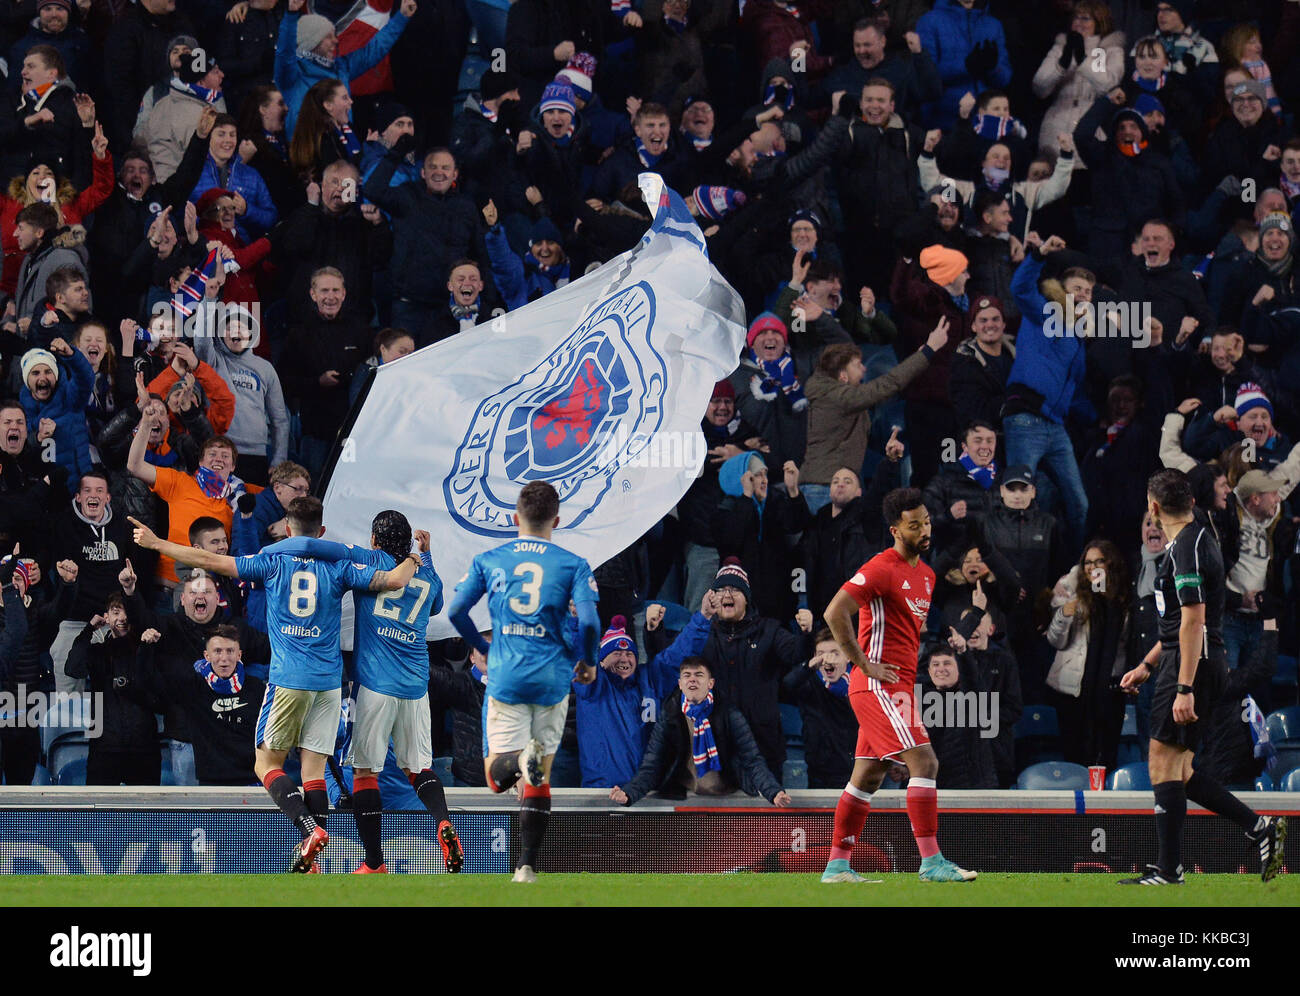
[322,173,746,638]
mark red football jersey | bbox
[840,547,934,690]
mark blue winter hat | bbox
[529,215,564,247]
[1133,93,1165,117]
[540,80,576,117]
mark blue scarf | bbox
[449,294,480,321]
[960,452,996,489]
[683,692,721,777]
[334,122,360,159]
[524,251,570,285]
[763,83,795,111]
[749,347,806,410]
[194,656,244,695]
[194,465,227,499]
[471,664,488,685]
[950,292,969,313]
[823,672,849,697]
[634,136,663,168]
[263,130,288,160]
[690,133,712,150]
[185,81,222,104]
[297,48,335,70]
[665,15,687,33]
[1132,69,1166,92]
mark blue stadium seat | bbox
[56,756,87,786]
[1272,745,1300,777]
[782,758,808,790]
[1266,707,1300,746]
[1014,705,1059,738]
[1120,704,1138,740]
[1273,656,1298,698]
[48,741,88,782]
[41,720,90,759]
[1107,763,1151,791]
[1256,772,1275,792]
[654,601,692,634]
[779,704,803,744]
[1283,769,1300,793]
[785,743,805,763]
[30,765,51,785]
[431,756,454,786]
[1016,761,1089,791]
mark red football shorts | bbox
[849,669,929,760]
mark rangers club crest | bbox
[442,282,666,537]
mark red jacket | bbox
[1,151,114,294]
[196,220,273,358]
[740,1,834,80]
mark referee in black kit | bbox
[1119,469,1286,885]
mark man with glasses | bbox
[232,461,312,633]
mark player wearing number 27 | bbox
[449,481,602,883]
[128,497,418,873]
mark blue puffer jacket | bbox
[20,348,95,494]
[1006,254,1086,426]
[915,0,1012,129]
[572,612,711,788]
[190,155,278,242]
[274,8,410,136]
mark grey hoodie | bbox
[191,304,288,464]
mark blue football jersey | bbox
[349,548,444,699]
[236,552,379,691]
[456,538,598,707]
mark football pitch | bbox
[2,873,1295,906]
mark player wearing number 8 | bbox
[127,497,418,873]
[448,480,602,883]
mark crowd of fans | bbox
[0,0,1296,798]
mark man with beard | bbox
[50,470,143,692]
[19,340,94,491]
[820,487,977,884]
[0,400,66,566]
[573,600,716,789]
[697,559,803,782]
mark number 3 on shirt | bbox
[289,570,317,617]
[509,562,544,615]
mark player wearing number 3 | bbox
[128,497,417,873]
[448,481,602,883]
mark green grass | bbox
[1,873,1295,906]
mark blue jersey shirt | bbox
[349,548,444,699]
[455,538,598,707]
[236,551,379,691]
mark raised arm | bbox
[129,515,239,577]
[125,408,159,486]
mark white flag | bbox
[322,173,746,637]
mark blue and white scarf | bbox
[263,130,288,160]
[1132,69,1167,93]
[194,656,244,695]
[683,692,721,777]
[823,672,849,697]
[296,48,335,70]
[184,81,222,104]
[634,136,663,168]
[195,465,228,499]
[749,347,806,410]
[524,251,570,286]
[334,122,360,159]
[690,133,712,150]
[449,294,480,321]
[960,452,996,490]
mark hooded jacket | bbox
[52,498,142,621]
[573,611,711,788]
[1031,30,1127,160]
[144,81,229,183]
[915,0,1013,129]
[20,346,94,490]
[620,688,784,805]
[1005,253,1087,425]
[727,349,807,474]
[65,622,161,754]
[191,305,290,464]
[1073,97,1184,255]
[14,232,87,322]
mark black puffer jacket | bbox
[834,112,922,231]
[980,501,1063,597]
[950,337,1015,431]
[922,460,1001,553]
[620,688,782,805]
[700,610,804,777]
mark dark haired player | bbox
[277,509,463,874]
[1119,470,1285,884]
[819,487,977,884]
[448,481,602,883]
[129,498,419,873]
